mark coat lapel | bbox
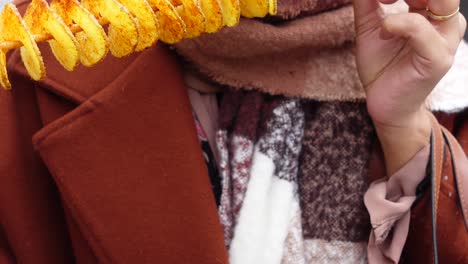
[8,38,227,263]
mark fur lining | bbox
[426,41,468,113]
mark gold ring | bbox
[426,6,460,21]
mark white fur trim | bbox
[230,150,295,264]
[427,41,468,112]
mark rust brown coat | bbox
[0,1,467,263]
[1,5,227,261]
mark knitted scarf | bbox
[175,1,468,263]
[175,4,363,101]
[215,89,375,263]
[176,2,468,108]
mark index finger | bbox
[427,0,460,19]
[427,0,462,49]
[379,0,427,9]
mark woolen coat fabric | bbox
[0,1,228,261]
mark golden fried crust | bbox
[220,0,240,26]
[0,49,11,89]
[240,0,267,18]
[147,0,186,44]
[1,4,45,82]
[81,0,138,58]
[199,0,223,33]
[171,0,206,38]
[117,0,160,52]
[0,0,275,90]
[24,0,79,71]
[51,0,108,67]
[268,0,276,15]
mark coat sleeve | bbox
[365,144,430,264]
[364,109,468,264]
[0,59,75,263]
[0,227,15,263]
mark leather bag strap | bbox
[441,126,468,230]
[430,114,445,217]
[429,113,445,264]
[428,113,468,264]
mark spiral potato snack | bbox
[0,0,276,89]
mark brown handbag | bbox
[401,114,468,264]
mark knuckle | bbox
[406,14,430,35]
[436,54,454,73]
[461,14,467,27]
[442,38,456,54]
[412,13,427,23]
[460,14,467,37]
[409,14,427,27]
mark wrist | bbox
[373,109,432,176]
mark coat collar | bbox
[8,40,228,263]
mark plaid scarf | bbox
[178,1,468,263]
[216,89,376,263]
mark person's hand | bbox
[353,0,466,175]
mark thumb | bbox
[352,0,381,28]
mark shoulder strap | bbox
[429,113,445,264]
[441,126,468,230]
[429,113,468,264]
[429,114,445,217]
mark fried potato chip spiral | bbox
[1,4,45,84]
[24,0,80,71]
[0,0,276,89]
[147,0,185,44]
[51,0,108,67]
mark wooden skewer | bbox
[0,15,109,52]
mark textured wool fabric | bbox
[298,102,374,242]
[303,239,367,263]
[174,5,362,101]
[294,101,375,262]
[275,0,350,20]
[216,91,262,245]
[31,49,226,263]
[3,11,229,260]
[217,90,305,263]
[281,201,306,264]
[175,2,468,110]
[214,91,462,263]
